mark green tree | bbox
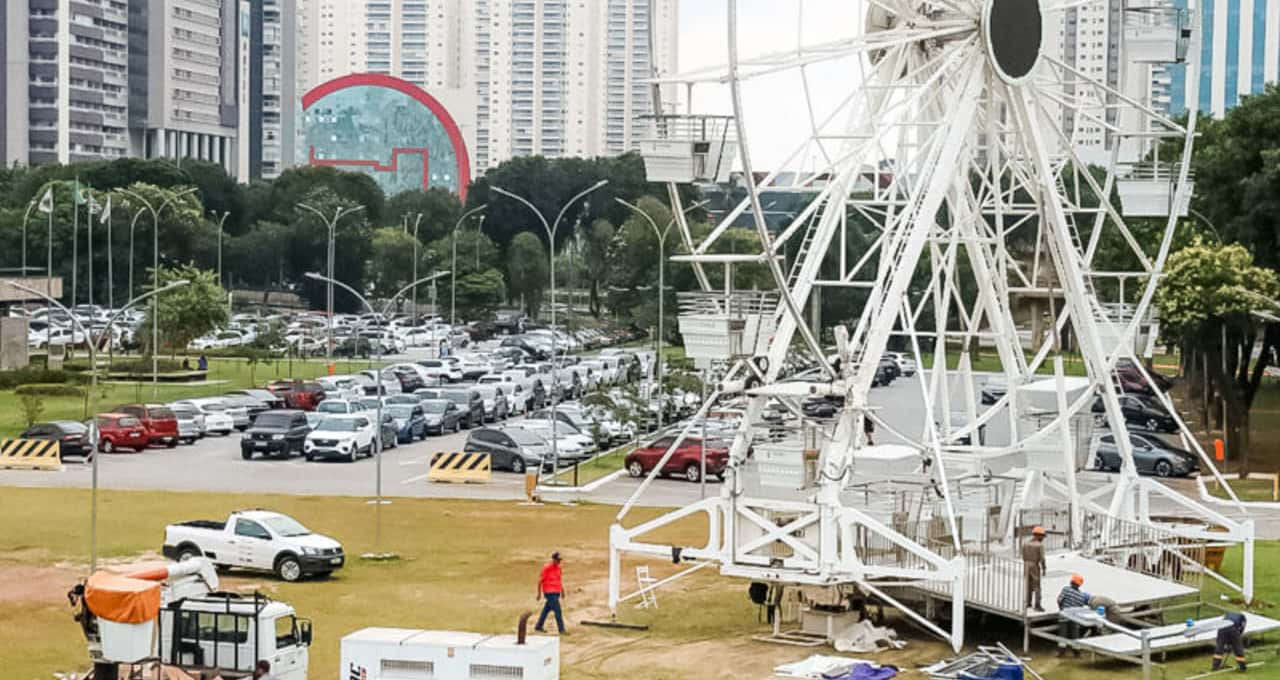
[142,264,230,356]
[1155,240,1280,474]
[583,219,615,316]
[289,191,374,311]
[453,268,507,321]
[507,232,549,317]
[385,188,463,242]
[369,227,424,296]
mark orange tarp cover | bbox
[85,572,162,624]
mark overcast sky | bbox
[676,1,865,170]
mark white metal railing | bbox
[640,114,737,143]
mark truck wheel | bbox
[176,544,202,562]
[276,556,303,582]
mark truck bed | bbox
[173,520,225,531]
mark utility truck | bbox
[163,510,345,581]
[68,558,312,679]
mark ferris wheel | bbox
[610,0,1256,651]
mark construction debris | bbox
[921,644,1042,680]
[773,654,871,678]
[833,620,904,654]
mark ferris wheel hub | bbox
[983,0,1044,83]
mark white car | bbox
[163,510,344,580]
[304,414,377,462]
[478,374,530,414]
[315,376,362,400]
[416,359,462,383]
[175,398,237,435]
[886,351,918,377]
[315,399,363,415]
[354,369,402,396]
[513,423,590,463]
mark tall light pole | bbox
[118,186,198,396]
[20,195,39,276]
[1,278,189,572]
[493,180,609,473]
[210,210,231,290]
[450,204,488,327]
[126,207,146,300]
[615,198,709,432]
[297,203,365,372]
[305,270,449,559]
[410,212,423,319]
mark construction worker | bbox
[1088,593,1117,622]
[1022,526,1047,612]
[1212,611,1247,672]
[535,551,567,634]
[1055,574,1090,657]
[253,660,276,679]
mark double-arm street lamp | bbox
[118,187,198,396]
[493,181,609,473]
[2,278,189,572]
[304,270,450,558]
[614,198,709,431]
[450,204,488,327]
[296,203,365,372]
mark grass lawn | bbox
[545,444,633,486]
[1207,476,1280,503]
[0,355,378,437]
[3,486,1278,680]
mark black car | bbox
[389,366,426,392]
[240,409,311,459]
[878,356,900,383]
[464,427,552,473]
[980,378,1009,405]
[20,421,91,459]
[421,398,465,434]
[801,397,840,419]
[439,387,485,428]
[1092,432,1199,477]
[1091,394,1177,433]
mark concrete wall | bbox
[0,318,30,371]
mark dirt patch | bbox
[0,563,79,605]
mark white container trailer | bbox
[341,627,560,680]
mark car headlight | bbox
[272,433,284,440]
[300,546,318,556]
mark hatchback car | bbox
[93,413,149,453]
[112,403,180,447]
[386,403,428,442]
[19,421,91,459]
[438,388,485,429]
[464,427,553,473]
[422,398,465,435]
[1091,394,1178,433]
[1091,432,1199,477]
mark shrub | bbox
[0,367,86,390]
[15,383,86,398]
[19,394,44,426]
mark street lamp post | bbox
[410,213,423,319]
[2,278,189,572]
[20,196,39,276]
[118,187,198,396]
[615,198,710,432]
[304,270,449,559]
[126,207,146,301]
[211,210,231,290]
[297,204,365,372]
[493,180,609,474]
[449,204,488,327]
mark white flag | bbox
[87,195,101,216]
[100,196,111,224]
[37,188,53,214]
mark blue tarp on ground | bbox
[959,663,1024,680]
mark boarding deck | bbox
[1074,612,1280,657]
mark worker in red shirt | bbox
[535,551,567,634]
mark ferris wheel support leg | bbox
[608,523,622,616]
[1243,523,1255,603]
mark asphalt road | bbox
[2,370,1275,535]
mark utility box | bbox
[341,628,560,680]
[0,317,28,370]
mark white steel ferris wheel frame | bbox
[610,0,1255,651]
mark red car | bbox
[267,380,327,411]
[113,403,179,447]
[95,413,150,453]
[625,435,730,483]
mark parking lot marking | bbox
[401,472,430,484]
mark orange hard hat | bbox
[1071,574,1084,586]
[1032,526,1046,536]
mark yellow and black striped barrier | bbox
[427,451,491,484]
[0,438,61,471]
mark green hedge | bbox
[65,358,187,373]
[14,383,85,397]
[0,367,87,390]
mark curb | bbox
[542,469,625,494]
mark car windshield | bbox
[505,428,545,446]
[386,405,415,418]
[201,401,227,412]
[255,414,292,429]
[317,402,347,413]
[261,515,311,537]
[443,391,471,404]
[315,418,359,432]
[422,400,449,414]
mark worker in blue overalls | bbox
[1212,611,1247,672]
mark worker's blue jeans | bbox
[537,593,565,632]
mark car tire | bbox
[1154,460,1173,477]
[1146,417,1160,432]
[305,453,315,462]
[101,439,115,454]
[346,449,356,463]
[276,556,303,582]
[628,461,644,478]
[511,456,526,474]
[241,449,253,460]
[176,544,202,562]
[684,464,702,483]
[166,440,177,449]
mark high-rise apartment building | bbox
[300,0,679,176]
[248,0,299,179]
[1159,0,1280,118]
[1,1,132,167]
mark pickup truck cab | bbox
[163,510,344,581]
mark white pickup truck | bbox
[163,510,344,582]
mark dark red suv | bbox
[95,413,150,453]
[267,380,327,411]
[625,435,729,483]
[113,403,179,447]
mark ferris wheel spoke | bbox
[1042,0,1107,13]
[1041,54,1188,134]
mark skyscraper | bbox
[1160,0,1280,118]
[1,1,131,167]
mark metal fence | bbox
[1081,512,1206,589]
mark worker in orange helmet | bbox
[1056,574,1090,657]
[1021,526,1047,612]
